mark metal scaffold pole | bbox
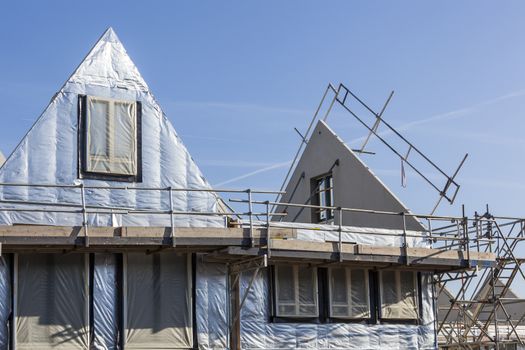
[435,210,525,349]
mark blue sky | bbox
[0,1,525,220]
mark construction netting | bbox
[0,253,435,349]
[93,253,119,350]
[125,252,192,349]
[16,253,89,349]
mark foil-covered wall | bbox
[196,258,229,349]
[239,269,436,349]
[0,257,10,350]
[0,256,436,350]
[0,28,222,228]
[93,254,119,350]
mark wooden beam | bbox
[0,225,296,239]
[225,242,495,270]
[0,224,496,271]
[270,240,357,254]
[356,245,494,265]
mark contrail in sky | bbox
[214,161,292,187]
[348,88,525,145]
[215,88,525,186]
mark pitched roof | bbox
[0,28,221,227]
[277,120,425,231]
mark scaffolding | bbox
[276,83,469,216]
[276,84,525,349]
[436,208,525,349]
[0,82,521,349]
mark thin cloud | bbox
[213,161,292,187]
[346,88,525,146]
[200,160,286,168]
[173,100,308,116]
[191,88,525,188]
[179,134,246,143]
[373,168,443,183]
[423,129,525,147]
[375,167,525,191]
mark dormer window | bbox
[79,95,141,181]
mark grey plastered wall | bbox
[277,120,425,231]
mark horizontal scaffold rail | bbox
[0,182,518,273]
[0,225,495,271]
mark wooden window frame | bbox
[274,265,319,318]
[78,95,142,182]
[378,270,419,320]
[311,173,334,223]
[328,267,371,319]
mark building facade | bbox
[0,29,489,350]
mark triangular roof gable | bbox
[471,278,525,322]
[278,120,424,231]
[436,284,466,322]
[474,278,520,300]
[0,28,220,227]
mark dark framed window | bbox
[311,173,334,223]
[78,95,142,182]
[123,252,193,348]
[328,267,370,319]
[274,265,319,318]
[378,270,419,320]
[269,266,421,325]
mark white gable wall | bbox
[0,28,222,227]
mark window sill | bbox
[378,318,419,325]
[79,170,142,183]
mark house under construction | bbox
[0,28,520,350]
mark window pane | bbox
[399,271,418,319]
[330,268,369,318]
[298,267,315,305]
[381,271,397,305]
[381,271,418,319]
[314,175,334,222]
[350,269,369,317]
[318,178,326,207]
[330,268,347,304]
[299,305,316,315]
[276,266,294,302]
[332,306,349,316]
[275,265,318,317]
[318,177,327,220]
[85,97,137,176]
[111,101,136,175]
[330,268,348,317]
[400,271,415,299]
[88,99,109,157]
[278,305,295,315]
[318,178,326,192]
[114,102,135,158]
[350,269,366,304]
